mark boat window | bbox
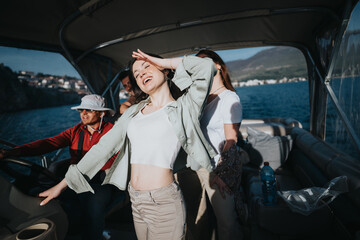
[216,46,309,130]
[325,2,360,159]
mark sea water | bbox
[236,81,310,130]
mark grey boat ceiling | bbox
[0,0,358,94]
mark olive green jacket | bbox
[65,56,217,193]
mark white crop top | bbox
[127,103,181,169]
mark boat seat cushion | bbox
[240,121,287,139]
[241,127,293,170]
[291,127,360,193]
[290,127,360,228]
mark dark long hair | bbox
[196,50,235,92]
[128,53,184,100]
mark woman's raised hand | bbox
[132,49,166,70]
[132,49,182,70]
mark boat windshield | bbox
[325,1,360,160]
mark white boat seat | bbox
[240,118,302,139]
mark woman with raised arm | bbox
[39,49,217,240]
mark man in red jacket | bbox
[0,94,124,240]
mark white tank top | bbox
[127,103,181,169]
[201,90,242,167]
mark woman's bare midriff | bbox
[130,164,174,190]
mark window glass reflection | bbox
[326,2,360,159]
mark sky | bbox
[0,46,272,78]
[0,46,81,78]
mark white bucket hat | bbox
[71,94,115,116]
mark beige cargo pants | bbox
[128,182,186,240]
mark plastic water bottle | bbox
[260,162,277,205]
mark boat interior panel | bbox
[0,175,68,240]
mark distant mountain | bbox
[226,47,307,82]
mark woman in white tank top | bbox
[39,49,217,240]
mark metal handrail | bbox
[101,71,121,97]
[58,10,95,94]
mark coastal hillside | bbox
[0,64,82,113]
[227,47,307,82]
